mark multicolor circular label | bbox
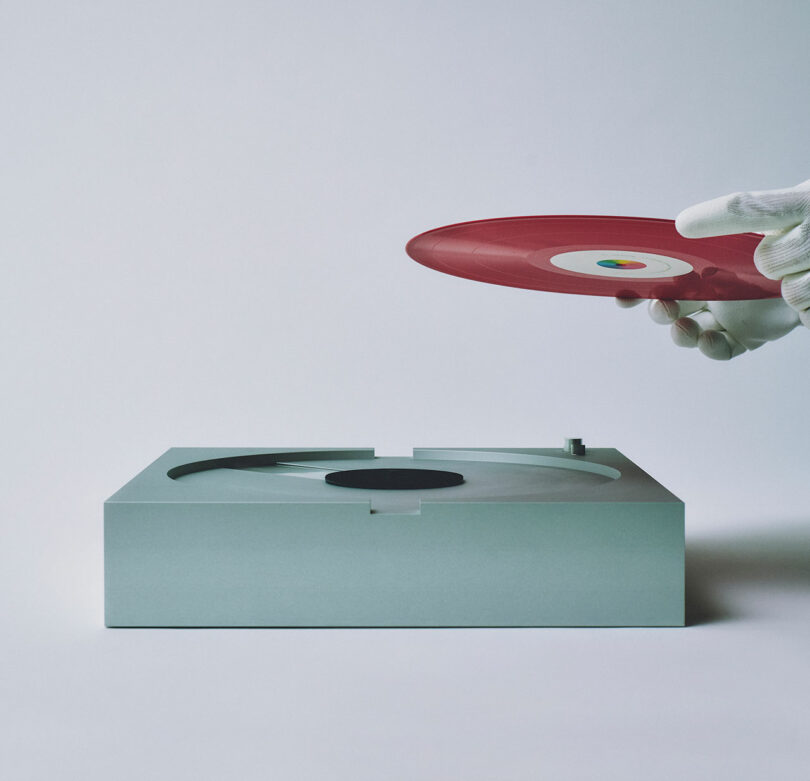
[597,259,647,270]
[548,250,694,279]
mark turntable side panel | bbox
[104,499,683,627]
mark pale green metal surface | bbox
[104,447,684,627]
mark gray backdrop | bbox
[3,1,810,778]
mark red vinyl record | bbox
[405,215,780,300]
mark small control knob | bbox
[565,438,586,456]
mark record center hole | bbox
[324,468,464,490]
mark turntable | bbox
[104,445,684,627]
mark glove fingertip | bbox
[675,209,705,239]
[649,299,680,324]
[697,330,747,360]
[670,317,699,347]
[697,331,732,360]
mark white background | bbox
[3,1,810,778]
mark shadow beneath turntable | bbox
[685,521,810,625]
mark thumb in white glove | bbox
[618,179,810,359]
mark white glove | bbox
[618,179,810,360]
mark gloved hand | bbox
[618,179,810,359]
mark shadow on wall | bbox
[686,521,810,626]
